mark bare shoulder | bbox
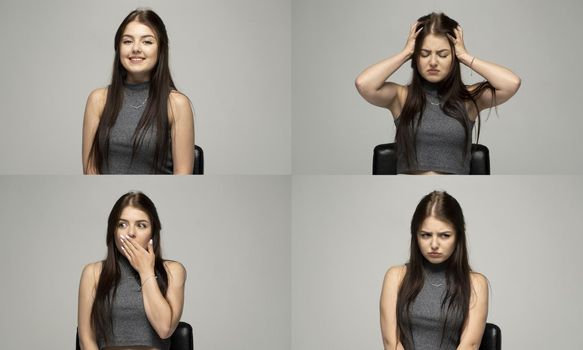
[169,90,192,110]
[87,87,108,106]
[384,264,407,286]
[80,261,103,286]
[163,260,187,282]
[168,90,193,122]
[470,271,489,296]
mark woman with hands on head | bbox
[356,12,521,175]
[82,8,194,174]
[77,191,186,350]
[380,191,489,350]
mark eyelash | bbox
[421,53,449,58]
[122,40,154,45]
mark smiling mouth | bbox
[129,57,145,62]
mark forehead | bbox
[421,33,450,50]
[119,206,150,221]
[419,215,455,232]
[122,20,157,39]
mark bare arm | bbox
[82,88,106,174]
[457,273,489,350]
[449,26,521,113]
[77,262,101,350]
[121,237,186,339]
[140,261,186,339]
[355,22,420,116]
[168,91,195,175]
[380,266,406,350]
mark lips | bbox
[129,57,145,62]
[428,252,442,257]
[427,69,439,74]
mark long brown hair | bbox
[88,9,176,173]
[396,191,472,349]
[396,12,496,168]
[91,191,169,343]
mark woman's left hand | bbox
[447,26,470,61]
[120,235,156,277]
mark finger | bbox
[147,239,154,254]
[124,235,142,251]
[120,236,137,257]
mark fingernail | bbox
[149,239,153,244]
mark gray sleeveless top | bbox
[102,81,173,174]
[409,262,458,350]
[97,258,170,350]
[395,83,474,174]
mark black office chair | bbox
[76,321,194,350]
[479,322,501,350]
[372,143,490,175]
[193,145,204,175]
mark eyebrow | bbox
[419,230,452,234]
[421,49,450,53]
[121,34,156,39]
[118,218,150,223]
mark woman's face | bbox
[114,206,152,253]
[417,33,454,83]
[417,215,457,264]
[119,20,159,83]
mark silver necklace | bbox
[427,96,440,106]
[128,97,148,109]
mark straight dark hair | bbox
[91,191,169,343]
[396,191,472,349]
[88,8,176,173]
[396,12,496,168]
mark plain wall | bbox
[292,176,583,349]
[0,176,291,349]
[0,0,290,174]
[292,0,583,174]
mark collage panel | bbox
[0,0,290,175]
[0,176,291,349]
[292,175,583,349]
[292,0,583,174]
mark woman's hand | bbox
[403,21,422,59]
[447,26,470,61]
[120,235,156,278]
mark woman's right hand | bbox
[403,21,422,59]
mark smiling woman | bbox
[77,191,186,350]
[380,191,489,350]
[82,8,195,174]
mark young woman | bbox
[356,13,521,174]
[77,192,186,350]
[380,191,488,350]
[82,9,194,174]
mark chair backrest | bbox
[193,145,204,175]
[372,143,490,175]
[479,322,501,350]
[76,321,194,350]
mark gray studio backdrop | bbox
[0,176,290,349]
[0,0,290,174]
[292,176,583,349]
[292,0,583,174]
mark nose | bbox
[132,42,142,53]
[429,54,438,66]
[430,236,439,250]
[127,226,136,238]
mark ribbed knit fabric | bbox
[395,82,473,174]
[409,262,457,350]
[97,258,170,350]
[102,81,173,174]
